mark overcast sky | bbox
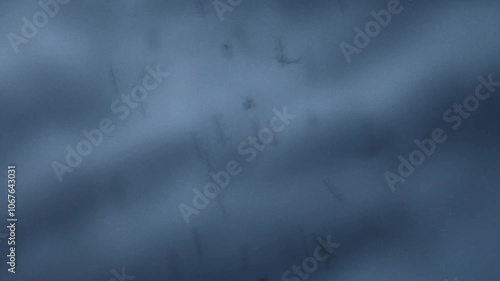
[1,0,500,280]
